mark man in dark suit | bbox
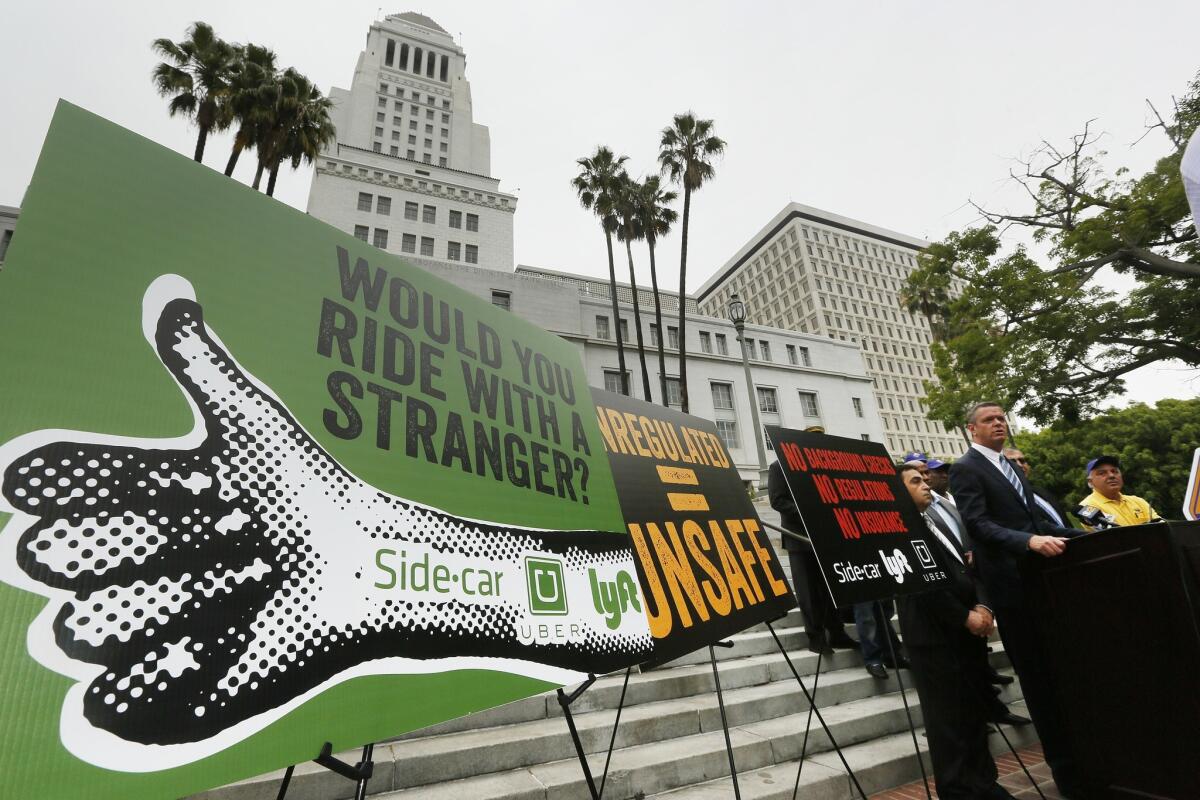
[950,402,1083,797]
[768,460,858,654]
[1002,447,1072,528]
[896,463,1015,799]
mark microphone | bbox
[1075,505,1117,529]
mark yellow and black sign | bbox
[592,389,796,666]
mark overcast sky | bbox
[2,1,1197,410]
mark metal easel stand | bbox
[880,598,932,800]
[708,641,742,800]
[765,621,869,800]
[276,741,375,800]
[556,666,634,800]
[789,649,823,800]
[991,722,1047,800]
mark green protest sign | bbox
[0,103,648,797]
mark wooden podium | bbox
[1022,520,1200,800]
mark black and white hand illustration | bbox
[0,276,651,769]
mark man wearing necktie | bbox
[1002,447,1073,529]
[950,403,1083,798]
[896,463,1015,799]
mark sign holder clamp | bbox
[276,741,375,800]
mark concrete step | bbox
[651,699,1041,800]
[193,644,1017,800]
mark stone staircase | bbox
[194,502,1039,800]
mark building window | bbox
[596,316,610,340]
[401,233,416,253]
[389,145,399,156]
[376,196,391,215]
[373,228,388,249]
[466,213,479,232]
[757,387,778,414]
[422,205,436,224]
[439,157,447,167]
[603,370,628,395]
[385,38,395,66]
[408,134,417,144]
[353,225,369,242]
[423,154,431,164]
[447,241,461,261]
[665,377,682,406]
[491,291,511,311]
[799,391,820,417]
[798,346,812,367]
[699,331,712,353]
[424,138,433,149]
[668,326,679,349]
[399,43,409,70]
[760,341,771,361]
[376,112,385,123]
[852,397,864,418]
[786,344,798,365]
[715,420,739,450]
[715,333,728,355]
[861,434,871,441]
[465,244,478,264]
[618,318,629,342]
[404,201,418,221]
[649,324,659,347]
[745,338,755,358]
[420,237,434,257]
[357,192,373,212]
[711,382,734,410]
[407,149,416,159]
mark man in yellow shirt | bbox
[1080,455,1162,527]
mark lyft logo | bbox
[880,549,913,584]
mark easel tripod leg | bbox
[708,645,743,800]
[766,622,868,800]
[880,599,932,800]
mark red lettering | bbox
[833,506,861,540]
[813,473,840,505]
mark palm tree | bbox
[267,73,335,197]
[223,44,278,177]
[658,113,726,413]
[633,176,678,406]
[152,22,238,163]
[252,69,335,196]
[613,173,653,402]
[572,147,630,395]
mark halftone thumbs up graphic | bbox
[0,276,651,770]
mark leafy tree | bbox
[152,22,238,163]
[904,71,1200,427]
[659,113,725,413]
[1018,398,1200,517]
[223,44,278,177]
[613,173,653,402]
[632,176,678,406]
[573,147,630,394]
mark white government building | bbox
[303,12,910,485]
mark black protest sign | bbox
[766,427,949,606]
[593,390,796,666]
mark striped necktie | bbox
[999,456,1027,503]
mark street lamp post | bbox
[727,293,770,493]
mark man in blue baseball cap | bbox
[1080,456,1160,528]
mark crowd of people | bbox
[769,401,1166,799]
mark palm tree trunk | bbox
[624,239,652,402]
[647,239,669,406]
[225,143,243,177]
[194,126,209,163]
[677,187,692,413]
[266,163,280,197]
[252,160,266,191]
[604,231,629,395]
